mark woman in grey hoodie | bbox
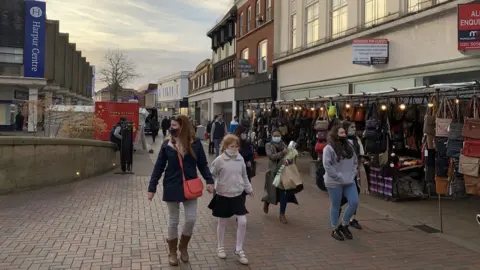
[322,125,359,241]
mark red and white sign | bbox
[352,39,389,65]
[458,4,480,50]
[94,101,139,141]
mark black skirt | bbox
[208,194,248,218]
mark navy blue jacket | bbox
[239,142,254,165]
[148,139,213,202]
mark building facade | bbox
[0,1,93,131]
[207,6,237,124]
[273,0,477,100]
[188,59,213,126]
[157,71,191,115]
[235,0,276,119]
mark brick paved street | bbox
[0,140,479,269]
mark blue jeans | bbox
[213,139,221,157]
[327,183,359,228]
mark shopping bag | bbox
[280,164,303,190]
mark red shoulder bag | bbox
[175,146,204,200]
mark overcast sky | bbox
[46,0,232,91]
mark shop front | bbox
[188,89,212,126]
[235,71,277,120]
[0,87,33,131]
[212,88,235,124]
[275,3,480,102]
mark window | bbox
[241,48,249,77]
[239,12,244,36]
[265,0,271,21]
[408,0,420,12]
[255,1,260,27]
[257,40,267,73]
[247,6,251,32]
[305,3,319,46]
[331,0,348,39]
[364,0,386,27]
[291,14,297,49]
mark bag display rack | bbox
[242,81,480,233]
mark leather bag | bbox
[435,97,453,137]
[462,138,480,158]
[314,107,329,130]
[354,105,365,122]
[462,96,480,139]
[458,154,480,177]
[463,175,480,196]
[176,146,204,200]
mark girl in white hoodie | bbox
[208,134,253,265]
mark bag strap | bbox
[173,141,186,183]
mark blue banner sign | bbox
[24,0,46,78]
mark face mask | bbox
[348,131,355,136]
[240,133,247,140]
[225,149,238,156]
[271,137,281,143]
[339,136,347,142]
[169,128,178,137]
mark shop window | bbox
[258,40,267,73]
[265,0,271,21]
[291,14,297,49]
[305,2,319,46]
[239,12,244,36]
[364,0,386,27]
[331,0,348,39]
[247,6,252,32]
[255,0,261,27]
[241,48,249,78]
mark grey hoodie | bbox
[322,144,357,188]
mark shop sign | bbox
[24,0,46,78]
[237,59,255,73]
[457,3,480,51]
[14,90,28,100]
[352,39,389,65]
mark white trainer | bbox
[234,250,248,265]
[217,247,227,259]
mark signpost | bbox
[352,39,389,65]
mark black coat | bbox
[148,139,213,202]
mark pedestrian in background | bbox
[208,134,253,265]
[262,129,298,224]
[161,116,170,137]
[211,113,227,157]
[206,115,216,155]
[234,125,255,205]
[323,125,359,241]
[148,115,214,266]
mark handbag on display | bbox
[463,175,480,196]
[448,99,463,140]
[462,96,480,139]
[404,97,418,123]
[314,107,329,131]
[328,105,337,118]
[423,96,436,135]
[354,104,365,122]
[435,97,454,137]
[462,138,480,158]
[343,103,355,121]
[458,154,480,177]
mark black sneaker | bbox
[350,219,362,230]
[331,228,344,241]
[338,225,353,239]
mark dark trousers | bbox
[209,140,214,154]
[151,130,158,142]
[279,190,292,215]
[162,129,167,137]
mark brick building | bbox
[235,0,276,119]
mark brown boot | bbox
[279,214,288,224]
[263,202,269,214]
[178,235,191,262]
[166,238,179,266]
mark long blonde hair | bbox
[220,134,239,153]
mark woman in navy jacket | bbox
[148,115,214,266]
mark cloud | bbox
[45,0,231,90]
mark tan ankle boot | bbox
[178,235,191,262]
[166,238,179,266]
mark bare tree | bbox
[99,50,139,101]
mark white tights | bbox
[217,215,247,252]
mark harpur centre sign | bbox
[24,0,46,78]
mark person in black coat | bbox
[234,125,255,205]
[161,116,170,137]
[147,115,214,266]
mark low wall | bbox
[0,137,117,194]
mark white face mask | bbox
[271,137,281,143]
[225,149,238,156]
[240,133,247,140]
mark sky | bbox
[45,0,233,91]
